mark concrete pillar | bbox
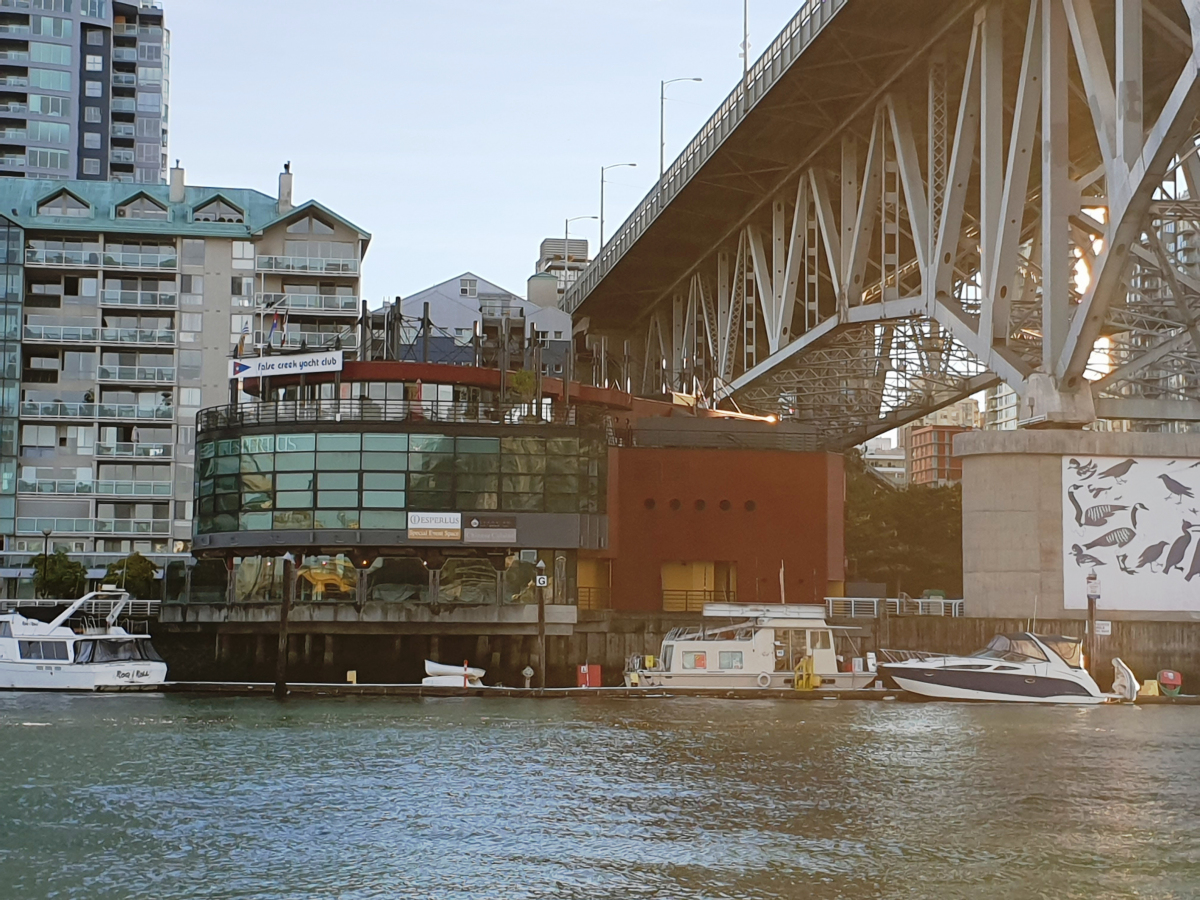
[323,634,335,670]
[429,634,440,663]
[303,633,313,664]
[255,634,266,665]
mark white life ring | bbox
[757,672,772,688]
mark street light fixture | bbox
[39,527,52,599]
[600,163,637,249]
[563,215,598,300]
[660,77,703,186]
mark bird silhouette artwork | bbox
[1070,544,1106,567]
[1158,473,1194,504]
[1084,528,1137,550]
[1098,459,1137,483]
[1186,539,1200,582]
[1087,484,1113,499]
[1116,554,1138,575]
[1067,486,1130,527]
[1137,541,1170,571]
[1068,458,1098,479]
[1130,503,1148,528]
[1164,521,1196,574]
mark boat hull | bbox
[625,670,877,690]
[878,665,1106,705]
[0,659,167,691]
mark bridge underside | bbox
[569,0,1200,450]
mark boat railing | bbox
[0,597,160,618]
[825,598,965,618]
[875,648,952,664]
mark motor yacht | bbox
[0,589,167,691]
[624,603,877,690]
[877,632,1138,704]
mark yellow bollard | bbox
[346,670,357,685]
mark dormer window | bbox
[38,191,90,218]
[117,195,168,221]
[460,278,477,297]
[286,215,334,235]
[193,198,244,224]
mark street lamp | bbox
[563,215,598,300]
[660,77,703,185]
[39,527,52,599]
[600,163,636,249]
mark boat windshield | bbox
[971,634,1048,663]
[74,639,163,664]
[1037,635,1083,668]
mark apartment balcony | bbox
[95,441,172,459]
[111,123,135,138]
[26,248,101,267]
[0,25,31,35]
[110,149,134,164]
[259,331,358,351]
[102,250,177,270]
[18,479,172,497]
[21,400,174,421]
[0,75,27,88]
[112,48,137,62]
[111,73,136,88]
[0,127,26,140]
[0,0,30,8]
[480,301,525,318]
[100,289,177,308]
[23,325,176,346]
[0,102,26,114]
[256,293,360,313]
[97,364,175,384]
[110,98,136,112]
[0,51,27,63]
[114,24,164,37]
[256,256,359,275]
[16,517,170,536]
[0,155,24,169]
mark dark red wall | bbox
[604,448,844,611]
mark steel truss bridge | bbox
[566,0,1200,449]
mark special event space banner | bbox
[1062,456,1200,611]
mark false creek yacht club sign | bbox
[405,513,518,543]
[228,350,344,379]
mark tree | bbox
[104,551,161,599]
[506,368,537,405]
[29,548,86,600]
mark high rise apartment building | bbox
[0,0,168,184]
[1,166,369,555]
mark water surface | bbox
[0,694,1197,899]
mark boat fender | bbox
[757,672,772,688]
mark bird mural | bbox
[1186,539,1200,582]
[1068,458,1098,479]
[1098,459,1137,483]
[1116,554,1138,575]
[1084,528,1137,550]
[1067,486,1130,527]
[1137,541,1170,571]
[1130,503,1149,528]
[1158,473,1194,504]
[1087,484,1113,499]
[1070,544,1106,567]
[1164,521,1196,574]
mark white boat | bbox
[0,590,167,691]
[623,603,878,690]
[877,632,1139,705]
[423,659,485,687]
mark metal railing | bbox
[577,587,611,611]
[18,479,172,497]
[0,156,25,168]
[824,597,966,618]
[95,441,172,458]
[825,598,882,618]
[0,126,26,137]
[16,517,170,535]
[198,398,611,434]
[256,256,359,275]
[112,48,138,62]
[97,364,175,383]
[103,251,177,270]
[100,289,177,307]
[114,24,164,36]
[563,0,847,313]
[111,73,137,87]
[0,103,27,114]
[256,292,359,312]
[662,590,738,613]
[26,249,100,267]
[24,325,175,345]
[263,331,358,351]
[21,401,174,421]
[110,98,137,112]
[109,149,135,164]
[887,598,965,617]
[111,123,135,138]
[0,76,27,88]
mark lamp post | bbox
[660,77,703,186]
[39,527,51,599]
[535,558,547,690]
[600,162,636,249]
[563,215,597,303]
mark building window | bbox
[285,216,334,235]
[30,41,71,66]
[232,241,254,270]
[27,148,69,171]
[84,106,101,123]
[84,80,102,98]
[85,55,103,72]
[82,158,100,176]
[86,29,104,45]
[137,67,162,85]
[231,277,254,298]
[80,0,107,18]
[460,278,477,297]
[136,93,161,113]
[28,94,71,117]
[83,132,100,149]
[32,16,72,39]
[181,313,202,332]
[193,198,243,224]
[29,68,71,92]
[28,121,69,144]
[116,195,168,220]
[135,142,158,163]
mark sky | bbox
[167,0,808,304]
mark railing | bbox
[0,103,27,113]
[256,293,359,312]
[114,24,164,36]
[0,156,24,168]
[112,48,137,62]
[17,518,170,535]
[21,401,174,421]
[264,331,358,351]
[563,0,847,313]
[24,325,175,345]
[100,289,177,307]
[256,256,359,275]
[18,479,173,497]
[0,24,31,34]
[27,249,100,267]
[0,76,27,87]
[198,398,611,434]
[110,98,136,113]
[479,301,525,318]
[95,441,172,458]
[97,364,175,383]
[111,123,135,138]
[0,126,26,138]
[103,251,177,269]
[577,587,610,611]
[824,597,966,618]
[109,149,135,163]
[111,73,137,87]
[662,590,738,613]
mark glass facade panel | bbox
[316,433,361,451]
[362,433,406,451]
[315,451,360,470]
[361,510,406,529]
[317,472,357,490]
[362,490,405,508]
[276,472,313,491]
[362,451,406,470]
[317,490,357,508]
[275,452,315,471]
[315,509,358,529]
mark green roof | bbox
[0,178,372,245]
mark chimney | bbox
[278,161,293,214]
[169,160,184,203]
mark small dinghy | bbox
[423,659,485,687]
